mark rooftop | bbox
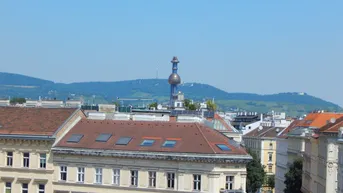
[55,119,248,156]
[319,116,343,133]
[244,126,282,138]
[0,107,77,136]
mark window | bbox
[193,174,201,191]
[268,165,272,173]
[38,184,45,193]
[67,134,84,143]
[5,182,11,193]
[22,183,28,193]
[225,176,234,190]
[6,152,13,166]
[268,152,273,162]
[40,153,46,168]
[216,144,231,151]
[112,169,120,185]
[60,166,67,181]
[95,168,103,184]
[23,152,30,168]
[96,133,112,142]
[148,171,156,187]
[77,167,85,183]
[162,140,177,148]
[269,143,273,150]
[116,137,132,145]
[141,139,155,146]
[167,172,175,189]
[130,170,138,186]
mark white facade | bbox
[337,128,343,193]
[275,137,288,193]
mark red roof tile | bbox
[319,116,343,133]
[0,107,78,136]
[55,119,248,155]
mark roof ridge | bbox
[195,123,217,154]
[259,127,275,137]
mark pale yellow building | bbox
[0,107,85,193]
[52,119,252,193]
[243,126,281,193]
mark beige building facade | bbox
[0,107,85,193]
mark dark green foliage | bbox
[246,150,266,193]
[266,175,275,189]
[188,104,197,110]
[148,102,158,108]
[284,159,303,193]
[10,97,26,104]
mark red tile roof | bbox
[277,112,343,138]
[55,119,248,155]
[0,107,77,136]
[319,116,343,133]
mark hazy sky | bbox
[1,1,342,105]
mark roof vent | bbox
[330,118,336,124]
[258,126,263,131]
[276,128,280,133]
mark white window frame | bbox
[167,172,175,189]
[193,174,201,191]
[225,176,234,190]
[39,153,46,168]
[112,169,120,185]
[95,168,103,184]
[23,152,30,168]
[77,167,85,183]
[21,183,28,193]
[5,182,11,193]
[148,171,156,187]
[38,184,45,193]
[6,152,13,167]
[60,166,67,181]
[130,170,138,186]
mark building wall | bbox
[0,139,54,193]
[275,138,288,193]
[52,154,247,193]
[338,140,343,193]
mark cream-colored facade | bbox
[302,135,319,193]
[0,108,85,193]
[52,152,248,193]
[243,136,277,193]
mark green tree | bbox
[284,159,302,193]
[266,175,275,190]
[206,100,217,111]
[184,99,191,108]
[148,102,158,108]
[246,150,266,193]
[188,103,197,110]
[10,97,26,105]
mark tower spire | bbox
[168,56,181,108]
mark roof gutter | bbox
[0,134,55,141]
[52,147,252,164]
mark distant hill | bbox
[0,72,341,116]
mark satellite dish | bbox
[258,126,263,131]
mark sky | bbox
[0,1,343,105]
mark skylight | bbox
[67,134,84,143]
[140,139,155,146]
[96,133,112,142]
[162,140,177,148]
[116,137,132,145]
[216,144,231,151]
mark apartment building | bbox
[243,126,281,193]
[51,120,252,193]
[0,107,85,193]
[337,127,343,193]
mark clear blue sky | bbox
[1,1,343,105]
